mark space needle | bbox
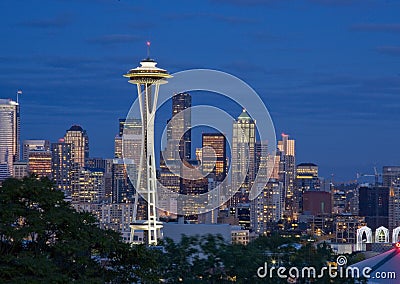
[124,42,172,245]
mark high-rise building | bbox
[162,93,191,163]
[180,160,209,222]
[295,163,319,214]
[383,166,400,187]
[51,140,72,195]
[230,109,256,206]
[251,179,283,235]
[278,133,296,220]
[159,94,192,219]
[389,185,400,231]
[112,159,135,204]
[64,125,89,168]
[172,93,191,161]
[72,167,105,204]
[158,156,180,218]
[113,118,142,205]
[0,99,20,177]
[22,140,50,161]
[201,133,227,182]
[255,141,268,177]
[28,149,52,178]
[119,118,142,168]
[358,186,389,230]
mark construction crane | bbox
[356,167,382,186]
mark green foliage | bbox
[0,176,158,283]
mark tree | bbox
[0,176,159,283]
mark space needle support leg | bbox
[146,83,158,245]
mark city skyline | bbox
[1,1,400,181]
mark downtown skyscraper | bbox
[162,93,192,163]
[51,140,73,195]
[230,109,256,206]
[278,133,296,220]
[64,125,89,168]
[201,133,227,182]
[159,93,192,218]
[0,99,20,179]
[171,93,191,161]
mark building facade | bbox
[64,125,89,168]
[230,109,256,206]
[201,133,227,182]
[277,133,296,220]
[28,150,52,178]
[0,99,20,178]
[22,140,50,162]
[251,179,283,235]
[358,186,389,230]
[51,140,73,195]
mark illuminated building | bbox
[251,179,283,235]
[334,215,366,244]
[64,125,89,168]
[158,157,180,218]
[277,133,296,219]
[383,166,400,187]
[171,93,191,161]
[295,163,319,214]
[51,140,72,195]
[201,133,227,181]
[0,99,20,177]
[235,203,251,230]
[112,118,141,204]
[28,149,52,178]
[159,93,191,219]
[179,160,209,222]
[230,109,256,206]
[389,185,400,231]
[72,167,105,204]
[22,140,50,161]
[124,50,171,245]
[231,225,250,245]
[112,159,135,203]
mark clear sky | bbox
[1,0,399,181]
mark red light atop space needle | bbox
[146,41,151,58]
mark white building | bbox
[251,179,283,235]
[0,99,20,178]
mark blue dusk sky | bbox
[0,0,399,181]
